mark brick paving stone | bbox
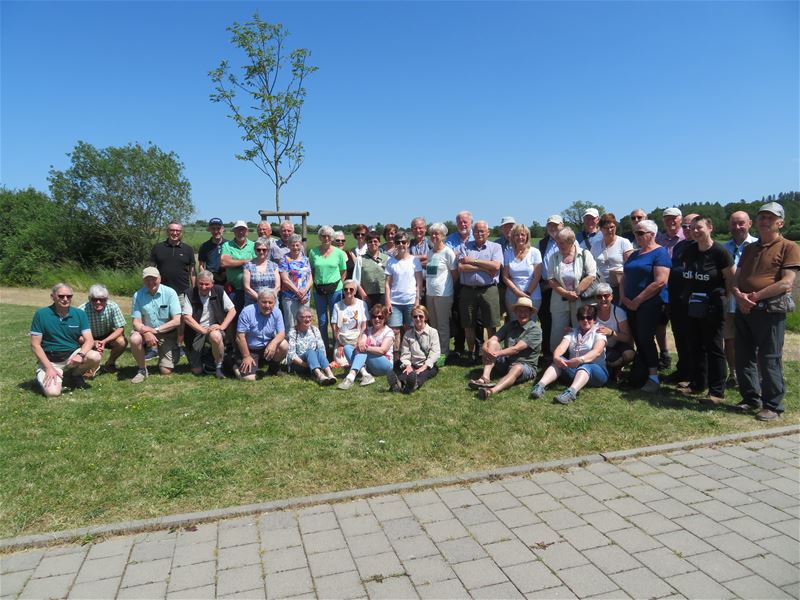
[609,566,676,599]
[480,490,522,511]
[741,554,799,587]
[705,487,758,507]
[258,512,297,531]
[735,465,780,482]
[451,503,496,526]
[415,578,469,599]
[175,523,218,546]
[354,551,404,579]
[512,522,560,547]
[531,471,565,484]
[261,527,302,551]
[437,488,481,508]
[540,481,584,499]
[381,516,424,540]
[422,518,469,543]
[752,487,798,509]
[694,464,738,480]
[19,573,74,599]
[680,473,727,492]
[581,510,629,533]
[671,452,710,468]
[216,564,263,597]
[408,501,452,523]
[757,534,800,564]
[621,484,668,503]
[391,535,439,561]
[218,543,261,570]
[332,499,372,519]
[471,581,525,598]
[74,553,128,583]
[1,550,43,575]
[68,576,123,599]
[655,530,714,556]
[518,492,561,513]
[437,537,487,563]
[648,498,697,519]
[599,471,641,489]
[719,474,767,493]
[705,531,767,560]
[402,490,439,507]
[722,514,782,540]
[672,513,730,538]
[532,541,588,571]
[564,468,604,487]
[482,539,536,567]
[345,531,393,558]
[690,499,743,522]
[502,560,561,593]
[582,482,625,502]
[583,545,641,575]
[32,548,87,578]
[749,454,788,470]
[451,557,508,590]
[471,481,506,496]
[617,459,657,476]
[539,508,586,531]
[86,537,134,559]
[525,584,579,598]
[130,540,175,563]
[725,574,795,600]
[167,561,215,592]
[339,514,381,537]
[685,550,752,582]
[1,569,33,598]
[657,463,697,479]
[559,525,610,550]
[604,497,650,517]
[606,528,662,554]
[641,473,683,489]
[494,505,539,528]
[466,520,515,545]
[557,563,617,597]
[120,557,171,588]
[298,504,333,516]
[302,527,347,553]
[662,484,710,504]
[297,510,338,534]
[627,511,681,536]
[368,497,412,521]
[666,570,735,599]
[218,523,259,548]
[502,478,544,497]
[707,454,750,469]
[45,545,86,557]
[116,580,168,599]
[764,476,800,496]
[771,518,800,541]
[403,555,456,586]
[219,516,256,530]
[171,541,216,568]
[307,548,356,578]
[585,589,631,599]
[313,570,364,599]
[263,546,308,574]
[586,462,624,476]
[166,584,216,599]
[264,567,313,600]
[364,575,418,599]
[560,494,606,515]
[634,547,696,578]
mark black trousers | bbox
[687,309,726,397]
[669,297,692,381]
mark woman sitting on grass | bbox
[387,305,441,394]
[287,307,337,385]
[530,304,607,404]
[337,304,395,390]
[594,282,635,380]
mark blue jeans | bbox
[343,345,393,375]
[735,310,787,413]
[562,363,609,387]
[300,349,330,371]
[314,289,343,352]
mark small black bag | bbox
[314,281,339,296]
[762,293,796,314]
[687,292,710,319]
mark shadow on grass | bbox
[619,385,743,415]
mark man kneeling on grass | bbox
[182,270,237,378]
[235,289,288,381]
[468,297,542,400]
[79,284,128,376]
[30,283,101,397]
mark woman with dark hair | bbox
[591,213,633,304]
[357,231,389,308]
[530,304,608,404]
[337,304,395,390]
[347,224,370,280]
[380,223,399,257]
[384,231,423,356]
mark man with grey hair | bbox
[409,217,431,267]
[235,289,289,380]
[30,283,101,396]
[182,270,237,378]
[80,284,127,375]
[444,211,475,362]
[271,220,300,264]
[624,208,648,246]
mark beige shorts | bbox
[155,330,181,370]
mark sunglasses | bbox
[344,288,356,293]
[597,294,612,300]
[354,232,366,238]
[91,297,108,303]
[578,316,594,321]
[397,240,409,245]
[57,294,73,299]
[255,248,269,253]
[634,230,649,237]
[412,315,425,320]
[372,315,385,320]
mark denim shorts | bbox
[562,363,608,387]
[388,303,414,327]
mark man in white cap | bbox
[732,202,799,421]
[536,215,565,361]
[129,267,183,383]
[656,207,685,257]
[495,216,516,254]
[221,220,257,315]
[578,208,601,250]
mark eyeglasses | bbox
[91,297,108,303]
[397,240,409,245]
[354,232,365,238]
[596,294,612,300]
[412,315,425,320]
[578,316,594,321]
[344,288,356,293]
[333,240,345,244]
[255,248,269,253]
[372,315,385,320]
[57,294,73,299]
[681,224,692,230]
[634,230,649,237]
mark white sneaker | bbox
[131,371,147,384]
[360,373,376,386]
[337,378,354,390]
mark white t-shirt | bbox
[425,246,457,297]
[366,326,395,360]
[597,305,627,348]
[591,236,633,282]
[504,247,543,302]
[564,326,607,366]
[385,256,422,305]
[181,291,234,329]
[332,298,367,335]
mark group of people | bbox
[30,202,798,421]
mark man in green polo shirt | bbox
[30,283,101,396]
[221,220,256,315]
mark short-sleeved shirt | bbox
[590,236,633,282]
[385,256,423,305]
[425,246,458,297]
[30,305,91,353]
[578,230,601,251]
[359,252,389,295]
[564,327,607,366]
[457,240,503,286]
[495,318,542,369]
[445,231,473,250]
[623,247,671,305]
[150,241,195,295]
[198,238,226,275]
[309,246,347,289]
[131,285,182,328]
[79,300,126,339]
[181,290,234,328]
[365,326,395,360]
[271,238,301,265]
[237,304,285,348]
[736,237,800,294]
[278,255,312,302]
[656,229,685,257]
[243,261,279,304]
[597,305,627,347]
[332,298,368,335]
[667,239,694,299]
[504,247,543,302]
[409,238,432,258]
[682,242,733,304]
[221,239,256,290]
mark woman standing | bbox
[620,219,670,392]
[337,304,395,389]
[331,280,368,367]
[590,213,633,303]
[425,222,458,358]
[243,237,281,305]
[680,216,734,403]
[384,231,423,356]
[546,228,597,353]
[503,223,543,320]
[357,232,389,308]
[287,307,337,385]
[347,224,369,280]
[309,226,347,353]
[380,224,399,257]
[387,305,441,394]
[278,234,313,330]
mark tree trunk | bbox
[275,184,280,212]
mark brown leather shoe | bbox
[755,409,780,422]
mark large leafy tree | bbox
[209,13,317,212]
[562,200,607,231]
[48,141,193,268]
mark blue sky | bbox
[2,1,798,230]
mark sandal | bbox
[468,378,496,390]
[478,387,492,400]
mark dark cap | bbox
[208,217,223,227]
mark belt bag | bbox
[314,282,339,296]
[687,292,710,319]
[761,293,796,314]
[45,350,74,362]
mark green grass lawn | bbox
[1,303,797,538]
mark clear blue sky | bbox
[2,1,798,230]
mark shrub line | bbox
[1,424,796,554]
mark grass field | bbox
[1,302,797,539]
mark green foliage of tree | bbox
[530,221,546,239]
[48,141,194,269]
[210,13,317,212]
[562,200,607,231]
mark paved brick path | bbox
[2,434,798,599]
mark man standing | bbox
[271,220,299,265]
[457,220,503,363]
[445,211,475,361]
[150,221,195,295]
[409,217,431,268]
[665,213,699,385]
[537,215,564,361]
[578,208,601,250]
[30,283,101,396]
[655,207,685,370]
[732,202,799,421]
[495,216,516,254]
[624,208,648,247]
[221,221,257,314]
[722,211,758,387]
[80,284,127,375]
[129,267,183,383]
[257,220,273,240]
[236,289,289,381]
[182,270,237,378]
[198,218,227,285]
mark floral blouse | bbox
[287,325,325,362]
[279,255,312,302]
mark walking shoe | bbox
[755,409,780,422]
[679,386,703,396]
[214,368,225,380]
[403,371,417,394]
[529,383,545,399]
[360,373,376,386]
[676,380,691,389]
[725,375,738,389]
[131,371,148,384]
[640,379,660,393]
[478,387,492,401]
[554,388,577,405]
[700,395,725,405]
[102,362,118,374]
[337,378,354,390]
[320,375,336,386]
[734,401,759,414]
[68,374,88,389]
[387,370,402,393]
[658,352,672,370]
[144,347,158,361]
[444,351,461,366]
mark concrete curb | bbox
[2,425,797,553]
